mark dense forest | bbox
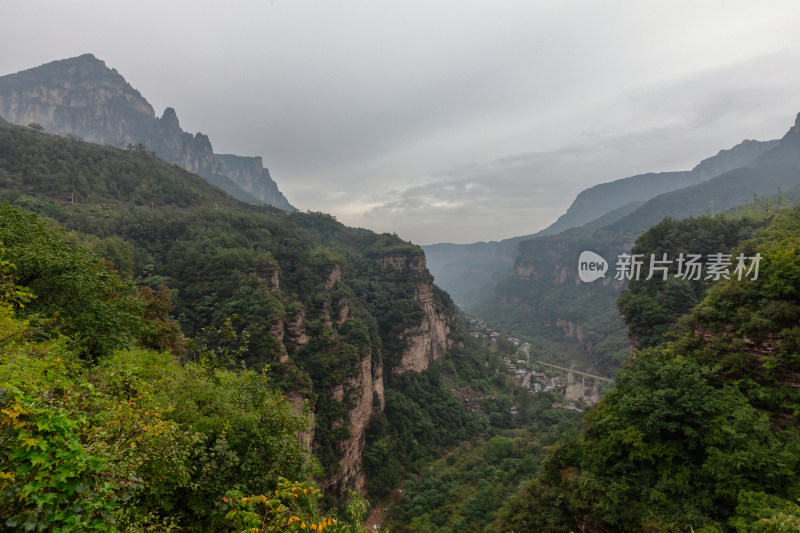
[3,114,800,532]
[0,121,567,530]
[0,202,356,530]
[490,206,800,532]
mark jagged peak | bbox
[160,107,180,128]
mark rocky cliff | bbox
[273,250,455,495]
[376,252,454,374]
[0,54,154,145]
[512,237,631,289]
[153,107,216,177]
[0,54,294,210]
[322,354,385,494]
[394,280,452,373]
[215,154,296,211]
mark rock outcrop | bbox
[314,250,455,492]
[215,154,296,211]
[286,309,311,349]
[376,252,454,374]
[0,54,294,210]
[322,354,384,494]
[287,392,315,450]
[0,54,154,146]
[393,279,452,373]
[153,107,216,177]
[555,319,585,342]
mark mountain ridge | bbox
[0,117,464,498]
[0,53,296,210]
[423,135,780,313]
[538,137,778,237]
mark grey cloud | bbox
[3,1,800,244]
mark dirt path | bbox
[364,487,404,531]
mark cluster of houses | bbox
[469,318,524,348]
[467,318,607,409]
[469,318,568,394]
[502,356,567,394]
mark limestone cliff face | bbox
[153,107,216,177]
[285,309,311,349]
[286,392,315,451]
[315,250,455,492]
[0,54,295,210]
[294,265,386,495]
[377,252,454,374]
[215,154,295,211]
[322,354,384,494]
[0,54,154,146]
[393,279,452,373]
[555,318,585,342]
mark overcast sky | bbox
[3,1,800,244]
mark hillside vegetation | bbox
[490,206,800,532]
[0,121,560,530]
[0,203,355,531]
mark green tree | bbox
[0,203,145,358]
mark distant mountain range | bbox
[0,54,295,210]
[425,111,800,372]
[539,138,778,236]
[423,134,782,312]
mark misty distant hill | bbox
[605,113,800,234]
[425,110,800,375]
[539,138,777,236]
[423,136,778,312]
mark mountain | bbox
[490,207,800,532]
[538,138,778,236]
[423,137,778,315]
[603,113,800,234]
[0,53,295,210]
[0,119,466,499]
[426,112,800,379]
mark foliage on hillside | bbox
[0,121,520,528]
[0,120,241,209]
[477,230,633,374]
[489,206,800,532]
[0,121,468,484]
[363,355,488,499]
[383,398,580,533]
[617,207,778,349]
[0,206,384,531]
